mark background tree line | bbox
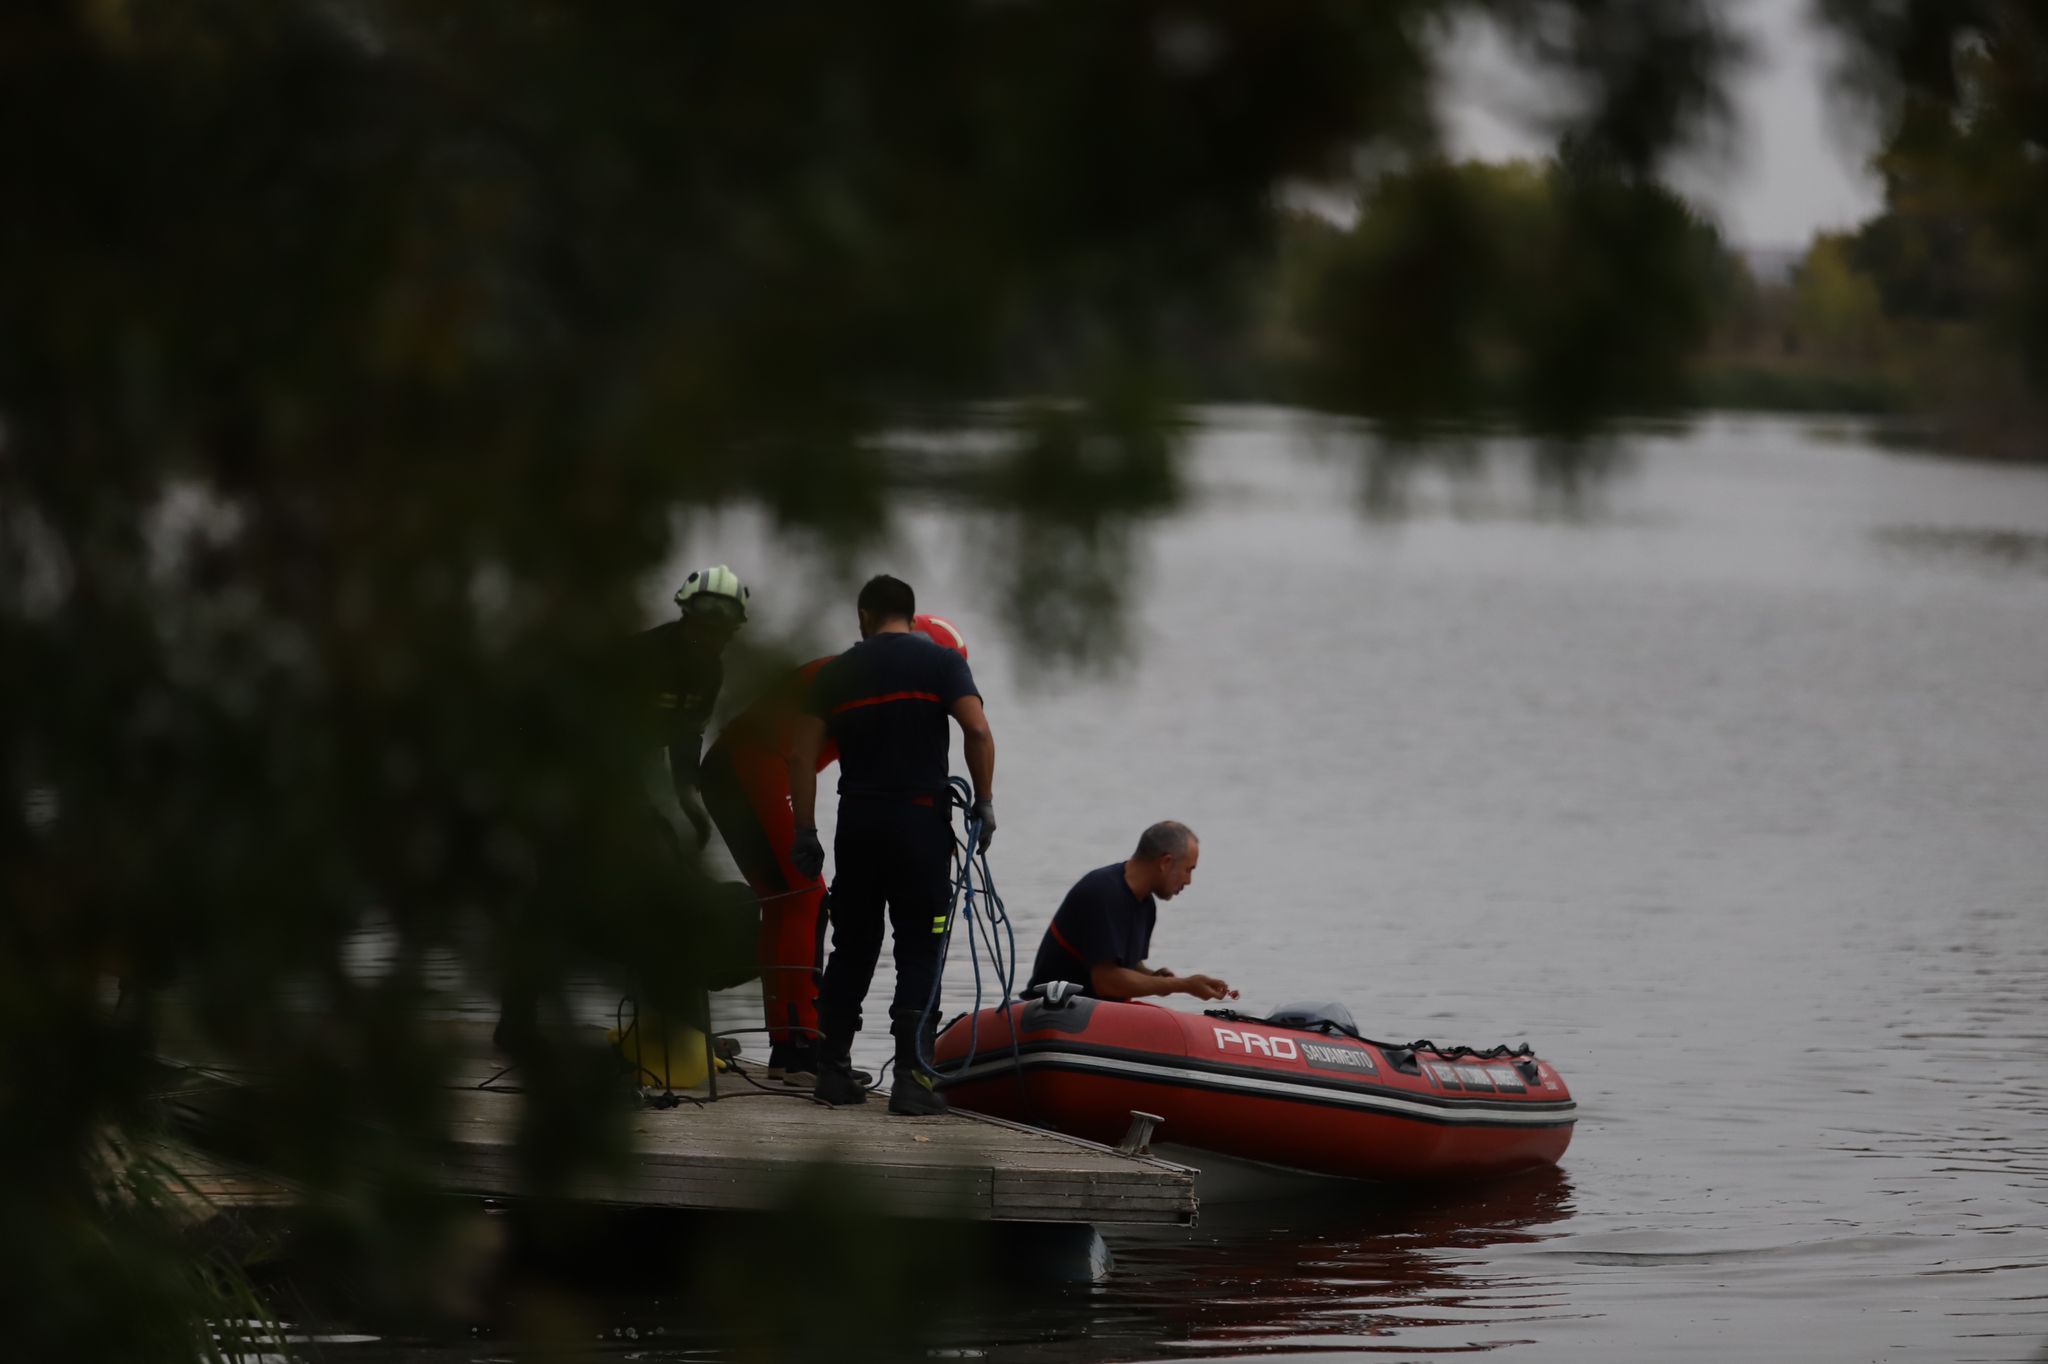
[1179,4,2048,460]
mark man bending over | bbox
[1028,821,1233,1002]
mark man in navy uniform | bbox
[1028,821,1233,1002]
[789,575,996,1114]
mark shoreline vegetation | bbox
[1179,155,2046,462]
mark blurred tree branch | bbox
[0,1,1764,1352]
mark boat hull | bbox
[932,997,1575,1180]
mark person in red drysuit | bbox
[700,614,970,1086]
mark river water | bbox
[366,412,2048,1362]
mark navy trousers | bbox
[816,795,954,1053]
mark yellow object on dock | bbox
[607,1015,708,1090]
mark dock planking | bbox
[434,1080,1198,1225]
[152,1023,1198,1228]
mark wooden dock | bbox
[153,1018,1198,1228]
[435,1083,1198,1226]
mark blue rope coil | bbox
[912,776,1021,1082]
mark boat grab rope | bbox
[1201,1007,1536,1062]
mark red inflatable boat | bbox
[931,995,1575,1180]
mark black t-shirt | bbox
[627,620,723,790]
[1028,862,1156,996]
[804,631,979,797]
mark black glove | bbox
[968,798,995,854]
[792,825,825,881]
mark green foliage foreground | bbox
[0,0,2037,1356]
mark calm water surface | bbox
[371,413,2048,1362]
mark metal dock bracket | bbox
[1116,1110,1164,1156]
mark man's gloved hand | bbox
[968,798,996,853]
[792,825,826,881]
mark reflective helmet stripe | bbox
[676,564,750,618]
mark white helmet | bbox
[675,564,749,623]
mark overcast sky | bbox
[1442,0,1884,248]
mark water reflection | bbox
[1286,411,1647,522]
[308,1173,1576,1363]
[1872,525,2048,577]
[418,1174,1576,1362]
[1069,1169,1578,1360]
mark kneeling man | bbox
[1028,821,1234,1002]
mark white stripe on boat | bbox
[946,1052,1576,1127]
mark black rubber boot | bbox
[887,1009,948,1117]
[786,1036,872,1089]
[813,1056,867,1106]
[811,1023,868,1106]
